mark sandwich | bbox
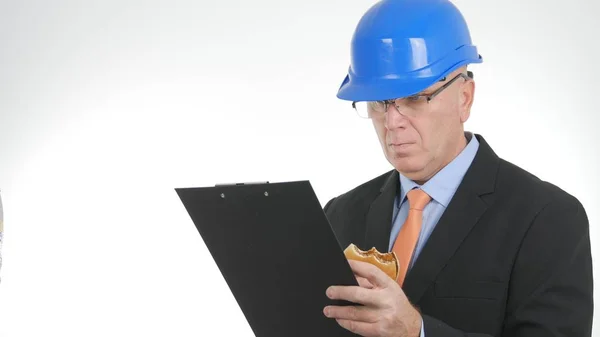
[343,243,399,281]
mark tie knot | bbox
[407,189,431,210]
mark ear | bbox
[459,79,475,123]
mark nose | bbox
[384,103,410,130]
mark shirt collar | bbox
[398,132,480,208]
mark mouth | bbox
[388,143,415,155]
[388,143,415,148]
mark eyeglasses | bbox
[352,71,473,119]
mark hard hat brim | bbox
[337,46,482,102]
[336,74,442,102]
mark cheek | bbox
[413,115,448,152]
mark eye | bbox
[406,95,421,102]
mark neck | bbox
[413,133,468,185]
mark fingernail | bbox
[326,287,333,298]
[323,307,330,317]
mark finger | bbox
[323,304,378,323]
[347,259,393,289]
[356,276,374,289]
[327,285,380,306]
[336,318,379,337]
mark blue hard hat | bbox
[337,0,482,102]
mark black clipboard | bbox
[176,180,359,337]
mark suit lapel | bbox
[402,135,499,303]
[363,170,399,253]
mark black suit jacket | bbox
[324,134,593,337]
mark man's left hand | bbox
[324,259,422,337]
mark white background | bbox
[0,0,599,336]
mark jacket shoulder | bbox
[496,158,582,208]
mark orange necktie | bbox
[392,189,431,287]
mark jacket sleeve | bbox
[324,197,337,213]
[423,195,593,337]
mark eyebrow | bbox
[416,91,433,96]
[409,90,434,97]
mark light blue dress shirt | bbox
[387,133,479,336]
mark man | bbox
[321,0,593,336]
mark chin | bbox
[387,152,427,178]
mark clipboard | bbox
[176,180,359,337]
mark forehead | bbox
[380,78,443,100]
[420,74,453,93]
[400,74,453,99]
[415,71,468,96]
